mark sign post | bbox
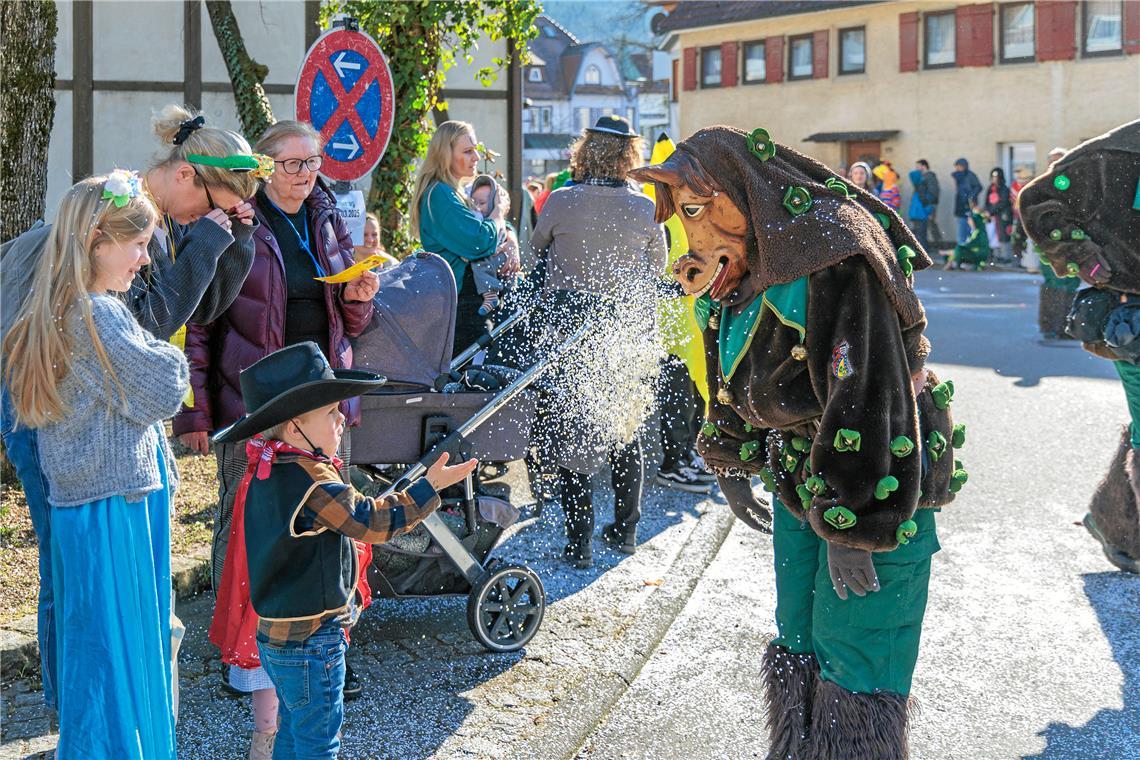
[295,21,395,243]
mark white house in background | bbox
[628,51,673,150]
[522,14,639,177]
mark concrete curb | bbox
[516,506,738,760]
[0,547,211,681]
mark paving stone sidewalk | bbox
[1,468,734,760]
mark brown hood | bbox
[631,125,929,328]
[1018,119,1140,294]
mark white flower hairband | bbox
[102,169,143,208]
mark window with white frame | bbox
[1084,0,1123,56]
[584,64,601,85]
[999,142,1037,189]
[575,107,590,132]
[924,11,956,68]
[742,40,766,83]
[701,46,722,87]
[839,27,865,74]
[789,35,813,79]
[528,67,544,82]
[1000,3,1035,62]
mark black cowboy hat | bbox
[212,342,385,445]
[586,115,638,138]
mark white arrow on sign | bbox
[331,132,360,160]
[333,52,361,79]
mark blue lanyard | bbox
[263,195,328,278]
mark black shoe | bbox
[684,452,717,483]
[343,663,363,701]
[562,540,593,568]
[602,523,637,555]
[655,466,713,493]
[219,664,244,698]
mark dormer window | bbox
[584,64,601,85]
[541,24,556,38]
[529,67,544,82]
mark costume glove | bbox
[716,475,772,534]
[826,541,880,600]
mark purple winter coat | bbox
[173,183,373,437]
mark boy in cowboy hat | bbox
[212,341,477,758]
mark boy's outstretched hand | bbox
[425,452,479,492]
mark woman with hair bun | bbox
[0,103,265,716]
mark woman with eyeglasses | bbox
[172,121,378,749]
[0,103,262,721]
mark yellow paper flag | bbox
[313,253,389,284]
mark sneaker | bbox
[562,541,593,569]
[656,466,713,493]
[684,452,717,483]
[602,523,636,554]
[343,663,363,701]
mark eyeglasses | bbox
[275,155,323,175]
[191,165,219,210]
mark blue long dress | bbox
[50,438,176,759]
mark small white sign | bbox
[334,189,367,246]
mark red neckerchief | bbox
[246,435,343,479]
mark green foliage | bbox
[323,1,540,255]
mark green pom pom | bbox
[890,435,915,458]
[931,380,954,410]
[740,440,763,462]
[782,450,800,472]
[758,468,777,492]
[823,506,857,530]
[795,483,812,505]
[896,519,918,545]
[805,475,827,496]
[875,212,890,230]
[874,475,899,500]
[744,422,755,433]
[701,422,718,438]
[927,430,948,462]
[1053,174,1071,191]
[782,186,813,216]
[791,436,811,453]
[897,245,916,278]
[1071,228,1086,241]
[833,428,862,452]
[1049,229,1063,241]
[949,468,969,493]
[951,424,966,448]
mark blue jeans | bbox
[956,215,972,244]
[0,386,56,709]
[258,621,346,759]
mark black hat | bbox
[212,342,385,444]
[586,115,638,138]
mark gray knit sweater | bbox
[36,295,190,507]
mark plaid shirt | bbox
[257,456,439,647]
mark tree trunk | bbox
[205,0,275,142]
[0,0,57,243]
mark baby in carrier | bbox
[467,174,515,315]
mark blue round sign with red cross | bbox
[295,28,395,182]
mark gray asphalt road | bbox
[577,270,1140,760]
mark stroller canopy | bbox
[351,253,457,387]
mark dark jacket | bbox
[951,161,982,218]
[696,257,958,552]
[173,183,373,435]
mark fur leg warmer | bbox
[1085,426,1140,570]
[807,678,912,760]
[761,643,819,760]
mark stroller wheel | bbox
[466,564,546,653]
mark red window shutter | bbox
[899,12,919,72]
[1125,0,1140,54]
[721,41,739,87]
[766,35,785,83]
[672,59,679,101]
[1037,1,1077,61]
[683,46,698,91]
[812,30,829,78]
[956,3,994,67]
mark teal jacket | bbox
[417,181,498,286]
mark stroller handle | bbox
[448,309,527,375]
[383,319,593,495]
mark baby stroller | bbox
[350,253,587,652]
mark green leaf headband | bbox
[187,152,275,180]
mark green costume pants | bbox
[771,500,939,696]
[1114,361,1140,449]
